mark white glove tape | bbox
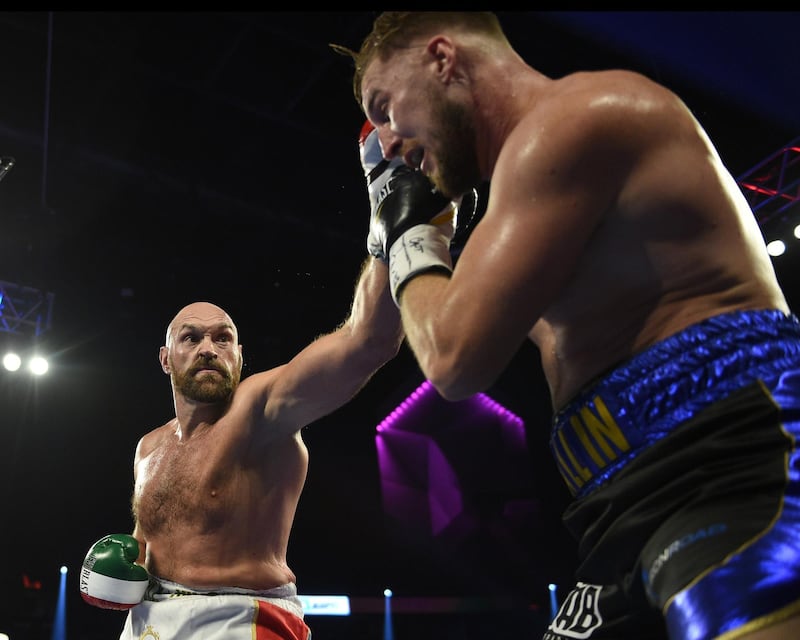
[388,224,453,306]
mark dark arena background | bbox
[0,11,798,640]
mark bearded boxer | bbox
[79,123,459,639]
[335,11,800,640]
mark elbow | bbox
[418,351,490,402]
[362,325,405,367]
[429,380,475,402]
[382,323,406,361]
[381,335,404,364]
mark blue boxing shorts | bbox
[119,576,312,640]
[545,309,800,640]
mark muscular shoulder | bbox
[231,368,279,412]
[135,421,175,462]
[226,368,294,438]
[536,70,687,152]
[551,69,681,118]
[497,70,691,197]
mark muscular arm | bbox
[397,76,655,400]
[130,433,153,564]
[251,256,403,435]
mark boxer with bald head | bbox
[81,285,402,638]
[78,107,458,638]
[335,11,800,640]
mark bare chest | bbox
[133,429,241,536]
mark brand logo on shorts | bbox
[139,625,160,640]
[645,522,727,587]
[547,582,602,639]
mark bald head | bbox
[165,302,238,348]
[161,301,243,402]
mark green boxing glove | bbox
[79,533,149,610]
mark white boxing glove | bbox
[359,119,410,261]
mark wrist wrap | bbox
[388,224,453,306]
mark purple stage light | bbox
[375,380,535,541]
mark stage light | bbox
[767,239,786,257]
[29,355,49,376]
[0,155,14,183]
[51,564,67,640]
[548,583,559,621]
[3,351,21,372]
[1,348,50,376]
[736,137,799,258]
[0,279,56,376]
[384,587,394,640]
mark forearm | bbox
[397,272,463,396]
[398,270,502,401]
[347,256,404,362]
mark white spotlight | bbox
[3,352,22,372]
[766,239,786,256]
[28,356,49,375]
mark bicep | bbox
[472,158,603,316]
[253,330,393,437]
[456,169,600,348]
[404,117,620,395]
[258,335,361,430]
[253,257,401,435]
[472,101,639,319]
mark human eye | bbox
[366,93,390,127]
[178,328,199,343]
[378,102,391,126]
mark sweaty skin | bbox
[363,45,788,410]
[131,259,402,589]
[354,16,800,639]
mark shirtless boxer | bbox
[80,287,401,638]
[335,11,800,640]
[78,125,457,638]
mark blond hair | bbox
[331,11,506,108]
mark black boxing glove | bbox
[374,169,457,305]
[359,119,408,261]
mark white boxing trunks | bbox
[119,576,312,640]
